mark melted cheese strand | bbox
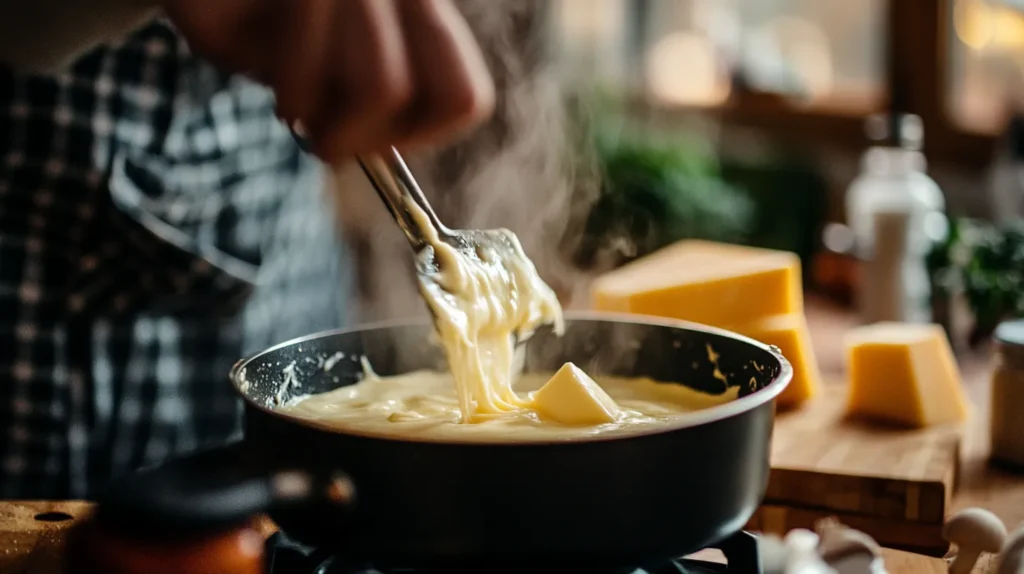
[409,198,564,423]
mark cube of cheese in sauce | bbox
[531,363,621,425]
[845,322,969,428]
[591,240,803,328]
[730,314,821,408]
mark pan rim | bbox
[232,311,793,445]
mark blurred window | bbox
[552,0,886,111]
[949,0,1024,133]
[549,0,1010,167]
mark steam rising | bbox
[332,0,604,322]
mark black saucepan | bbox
[96,313,791,570]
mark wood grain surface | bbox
[749,382,962,555]
[748,503,948,557]
[0,501,91,574]
[880,547,952,573]
[802,298,1017,574]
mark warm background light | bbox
[645,31,730,106]
[750,16,835,103]
[955,0,1024,51]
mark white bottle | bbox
[845,114,946,324]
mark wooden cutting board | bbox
[747,382,963,557]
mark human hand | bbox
[164,0,495,163]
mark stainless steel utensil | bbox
[354,149,443,254]
[357,149,558,348]
[289,124,516,280]
[289,124,554,342]
[355,148,529,286]
[286,124,440,249]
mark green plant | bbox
[961,219,1024,343]
[574,117,754,267]
[930,217,1024,345]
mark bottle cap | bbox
[996,320,1024,349]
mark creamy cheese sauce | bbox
[278,370,739,442]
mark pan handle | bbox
[93,440,354,539]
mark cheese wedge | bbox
[729,313,821,408]
[591,240,803,328]
[530,362,621,425]
[591,240,818,407]
[845,322,969,428]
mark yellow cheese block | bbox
[729,313,821,408]
[591,240,803,328]
[530,362,621,425]
[845,322,969,428]
[590,240,817,407]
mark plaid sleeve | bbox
[0,19,353,499]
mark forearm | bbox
[0,0,162,73]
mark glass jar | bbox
[990,320,1024,469]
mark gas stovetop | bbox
[264,530,763,574]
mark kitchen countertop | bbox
[804,297,1018,574]
[0,299,1017,573]
[805,298,1023,523]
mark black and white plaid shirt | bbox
[0,21,353,499]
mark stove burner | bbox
[264,531,763,574]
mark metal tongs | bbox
[289,124,527,317]
[355,147,528,283]
[356,149,550,350]
[289,124,452,261]
[355,148,449,256]
[289,125,561,365]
